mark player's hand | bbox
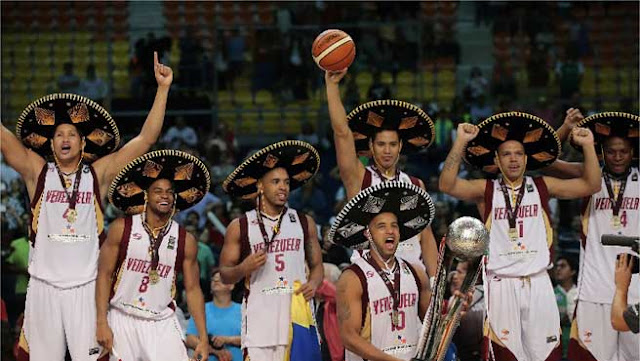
[455,123,480,143]
[325,69,348,85]
[154,51,173,88]
[453,290,475,317]
[96,322,114,357]
[241,250,267,274]
[295,281,318,301]
[211,335,228,348]
[570,127,594,147]
[212,348,233,361]
[615,253,634,291]
[193,339,209,361]
[563,108,584,128]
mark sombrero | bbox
[223,140,320,199]
[464,112,561,173]
[108,150,211,215]
[346,99,435,156]
[327,181,435,250]
[16,93,120,162]
[574,112,639,158]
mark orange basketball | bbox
[312,29,356,71]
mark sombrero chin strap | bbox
[51,141,85,175]
[371,149,401,180]
[495,151,527,197]
[366,229,396,272]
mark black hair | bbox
[556,254,579,283]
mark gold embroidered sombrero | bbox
[327,181,435,249]
[347,99,435,156]
[464,112,561,172]
[223,140,320,199]
[574,112,639,158]
[16,93,120,162]
[108,150,211,215]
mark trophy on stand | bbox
[412,217,489,361]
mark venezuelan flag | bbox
[285,281,322,361]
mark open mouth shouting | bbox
[384,236,396,251]
[60,144,72,155]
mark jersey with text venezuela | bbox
[240,208,308,348]
[345,256,421,361]
[578,167,639,304]
[484,176,553,277]
[110,214,185,320]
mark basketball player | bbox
[325,69,438,277]
[329,181,434,361]
[219,140,324,360]
[95,150,211,361]
[438,113,601,361]
[552,111,639,361]
[1,52,172,361]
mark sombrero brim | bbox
[16,93,120,162]
[222,140,320,199]
[327,181,435,249]
[464,112,561,172]
[347,99,435,156]
[108,150,211,215]
[573,112,639,158]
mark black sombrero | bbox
[464,112,561,173]
[347,99,435,156]
[223,140,320,199]
[574,112,639,158]
[16,93,120,162]
[327,181,435,250]
[108,150,211,215]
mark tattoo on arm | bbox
[443,149,462,171]
[337,281,352,323]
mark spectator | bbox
[367,71,391,100]
[527,43,550,88]
[554,255,578,359]
[288,176,330,224]
[296,121,320,148]
[492,62,517,100]
[186,268,242,361]
[464,66,488,103]
[554,48,584,99]
[226,29,246,91]
[612,254,639,334]
[470,95,492,123]
[4,214,29,327]
[185,224,217,302]
[57,62,80,93]
[79,64,108,105]
[176,190,222,229]
[162,116,198,149]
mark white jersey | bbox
[29,162,104,288]
[345,256,421,361]
[110,214,185,320]
[484,177,553,277]
[356,166,424,270]
[240,208,309,348]
[578,167,640,304]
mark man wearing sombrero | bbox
[1,52,173,360]
[325,70,439,279]
[438,113,602,361]
[95,150,211,361]
[552,111,639,361]
[218,140,324,360]
[329,181,435,361]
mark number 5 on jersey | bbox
[275,253,285,271]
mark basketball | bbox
[311,29,356,71]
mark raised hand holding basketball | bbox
[312,29,355,71]
[325,69,348,85]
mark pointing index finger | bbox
[154,51,159,67]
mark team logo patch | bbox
[633,173,638,181]
[546,335,557,343]
[261,276,293,295]
[167,236,176,250]
[526,184,534,192]
[132,233,142,240]
[289,213,297,223]
[366,270,375,278]
[500,329,510,341]
[89,347,100,355]
[583,330,592,344]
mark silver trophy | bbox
[413,217,489,361]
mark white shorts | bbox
[107,309,188,361]
[570,300,640,361]
[244,345,287,361]
[485,272,560,361]
[22,277,102,361]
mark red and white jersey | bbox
[240,208,309,348]
[109,214,185,321]
[578,167,640,304]
[345,256,421,361]
[358,166,425,271]
[483,177,553,277]
[29,162,105,288]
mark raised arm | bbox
[545,127,601,199]
[94,52,173,198]
[95,217,124,356]
[438,123,486,202]
[219,218,266,285]
[1,124,45,198]
[296,214,324,301]
[556,107,584,144]
[336,270,403,361]
[325,70,366,197]
[182,232,209,361]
